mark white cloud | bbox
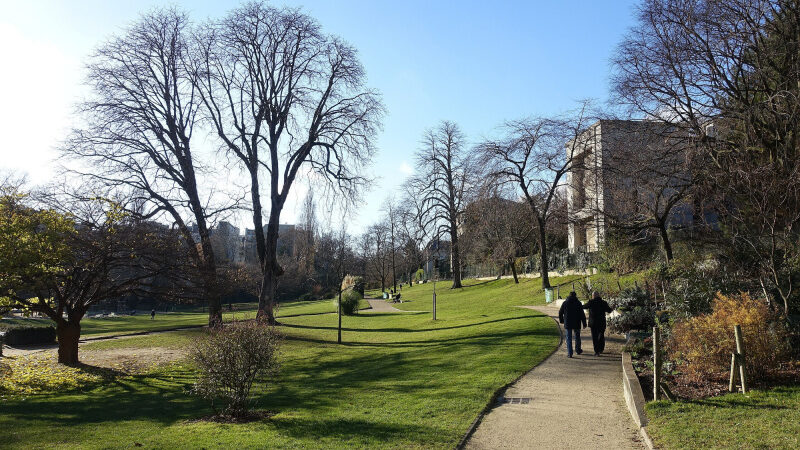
[399,161,414,176]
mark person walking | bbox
[583,291,614,356]
[558,291,587,358]
[150,308,156,320]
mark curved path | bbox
[363,298,425,313]
[465,304,644,449]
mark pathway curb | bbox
[456,307,563,450]
[622,350,656,449]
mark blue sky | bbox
[0,0,639,233]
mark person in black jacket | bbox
[583,291,614,356]
[558,291,586,358]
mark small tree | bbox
[0,189,188,365]
[191,320,280,418]
[478,103,595,288]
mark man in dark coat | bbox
[558,291,586,358]
[583,291,614,356]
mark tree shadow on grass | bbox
[279,315,538,334]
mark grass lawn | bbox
[0,298,357,339]
[0,277,565,449]
[646,386,800,449]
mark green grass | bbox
[646,386,800,449]
[8,298,349,339]
[0,277,564,449]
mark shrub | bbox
[607,287,658,334]
[669,292,791,380]
[190,321,280,418]
[335,289,362,316]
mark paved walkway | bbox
[364,298,411,313]
[465,304,644,450]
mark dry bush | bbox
[669,292,790,380]
[190,321,280,418]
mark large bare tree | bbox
[477,105,595,289]
[62,8,226,325]
[409,121,472,289]
[193,2,383,323]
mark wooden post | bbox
[653,326,662,401]
[729,352,737,393]
[734,324,747,393]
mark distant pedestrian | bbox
[151,309,155,320]
[558,291,586,358]
[583,291,613,356]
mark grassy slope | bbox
[0,277,566,449]
[646,387,800,449]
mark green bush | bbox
[335,289,362,316]
[607,287,657,334]
[0,319,56,346]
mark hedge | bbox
[0,319,57,346]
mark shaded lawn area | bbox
[0,298,347,339]
[0,277,561,449]
[646,386,800,449]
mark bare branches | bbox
[60,7,224,325]
[406,121,475,288]
[477,102,598,288]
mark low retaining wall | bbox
[622,351,656,449]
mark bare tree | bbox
[477,104,596,289]
[193,2,383,323]
[597,122,696,263]
[62,8,227,326]
[363,223,390,292]
[462,184,535,283]
[409,121,473,288]
[381,197,402,292]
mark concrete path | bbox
[364,298,411,313]
[465,304,644,450]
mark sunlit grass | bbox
[0,277,570,448]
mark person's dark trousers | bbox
[590,325,606,354]
[565,327,583,357]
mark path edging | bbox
[622,350,656,449]
[456,308,563,449]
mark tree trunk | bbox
[536,218,551,289]
[250,168,267,267]
[203,263,222,326]
[658,222,673,264]
[56,321,81,366]
[450,225,463,289]
[509,257,519,284]
[257,217,281,325]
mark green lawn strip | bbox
[81,329,204,351]
[646,386,800,449]
[0,278,560,449]
[76,299,344,338]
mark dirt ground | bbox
[3,335,187,374]
[465,304,644,450]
